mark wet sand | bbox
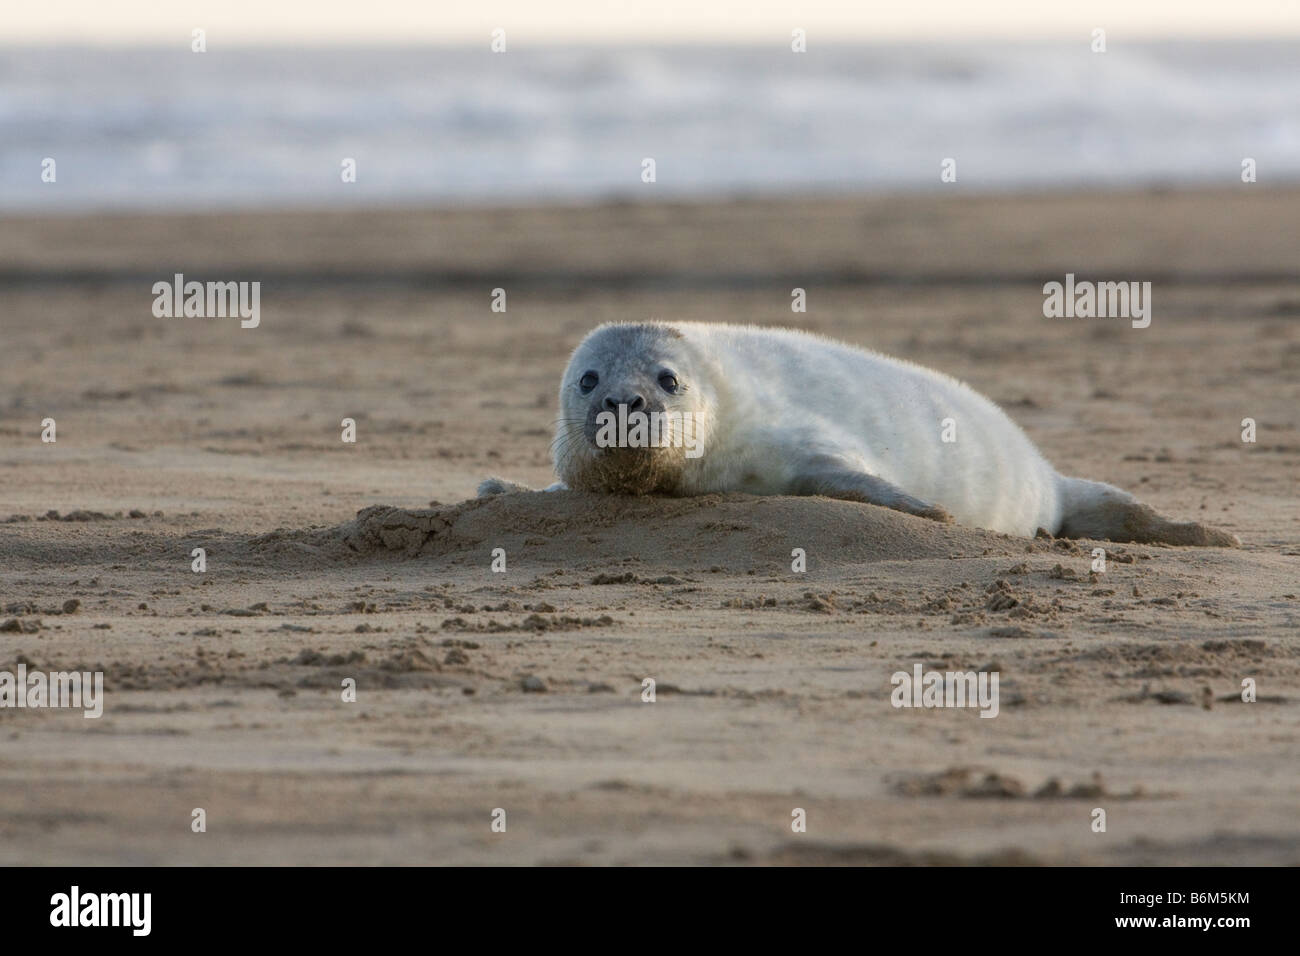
[1,188,1297,864]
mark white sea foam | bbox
[2,42,1297,210]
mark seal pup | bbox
[479,322,1238,546]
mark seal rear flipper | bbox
[792,462,953,523]
[1055,476,1240,546]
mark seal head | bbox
[554,322,710,495]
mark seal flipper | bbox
[1055,476,1239,546]
[477,476,535,497]
[477,477,568,497]
[792,461,953,523]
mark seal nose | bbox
[604,395,645,412]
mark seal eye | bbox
[578,371,599,393]
[657,371,679,393]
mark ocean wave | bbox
[2,43,1297,209]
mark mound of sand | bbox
[248,492,1029,570]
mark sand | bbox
[0,189,1297,865]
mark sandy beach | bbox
[1,188,1297,865]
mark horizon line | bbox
[4,33,1300,48]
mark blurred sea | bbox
[2,42,1297,210]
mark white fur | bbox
[639,323,1061,535]
[478,321,1237,546]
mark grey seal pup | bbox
[479,322,1238,546]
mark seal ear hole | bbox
[657,370,680,393]
[578,371,599,393]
